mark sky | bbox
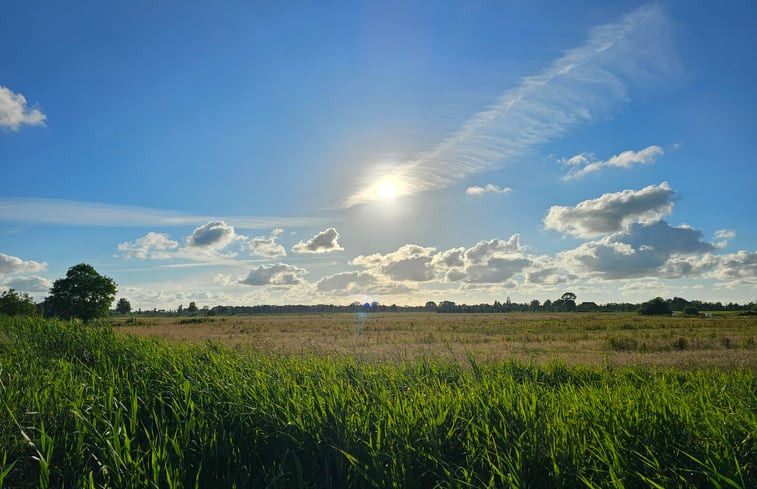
[1,1,756,309]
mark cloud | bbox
[456,257,531,284]
[239,263,307,286]
[464,235,522,263]
[544,182,675,238]
[0,198,323,228]
[559,220,715,279]
[117,232,180,259]
[0,86,46,130]
[292,228,343,254]
[344,4,676,206]
[465,184,512,196]
[561,145,663,180]
[249,229,286,258]
[449,235,529,283]
[709,251,757,282]
[0,253,47,276]
[3,275,52,292]
[315,271,415,297]
[316,271,378,292]
[186,220,238,249]
[353,244,437,282]
[430,247,465,268]
[351,235,529,284]
[714,229,735,239]
[524,257,576,286]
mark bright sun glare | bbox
[376,180,397,200]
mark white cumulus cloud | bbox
[544,182,675,239]
[117,232,180,259]
[351,234,529,285]
[559,220,715,279]
[0,253,47,276]
[2,275,52,294]
[239,263,307,286]
[352,245,437,282]
[186,220,238,249]
[292,228,343,254]
[465,184,512,196]
[249,229,287,258]
[0,86,46,130]
[562,145,663,180]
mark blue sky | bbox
[2,1,756,309]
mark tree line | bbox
[1,263,756,320]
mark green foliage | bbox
[116,298,131,315]
[639,297,673,316]
[684,306,699,316]
[1,316,755,488]
[0,289,37,316]
[46,263,116,322]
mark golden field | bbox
[112,312,757,368]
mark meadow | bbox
[112,312,757,369]
[0,314,755,488]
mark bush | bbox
[0,289,38,316]
[639,297,672,316]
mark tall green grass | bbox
[0,316,755,488]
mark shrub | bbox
[639,297,672,316]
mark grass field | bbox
[112,312,757,368]
[1,314,756,488]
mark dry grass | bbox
[111,312,757,368]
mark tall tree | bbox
[116,298,131,315]
[47,264,117,322]
[559,292,577,311]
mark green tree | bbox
[639,297,672,316]
[557,292,577,311]
[116,298,131,315]
[47,264,117,322]
[670,296,689,311]
[0,289,38,316]
[187,301,198,313]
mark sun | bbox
[376,179,397,200]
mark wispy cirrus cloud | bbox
[561,145,663,180]
[0,86,46,130]
[0,198,324,229]
[344,4,677,206]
